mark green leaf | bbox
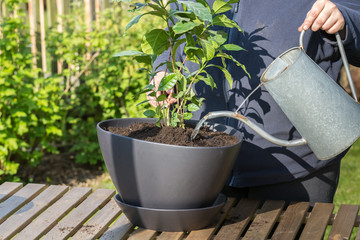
[199,72,217,90]
[13,111,27,117]
[207,64,233,88]
[134,55,153,65]
[212,0,232,14]
[187,103,200,112]
[172,10,196,22]
[195,0,211,11]
[216,52,250,78]
[173,21,202,35]
[208,30,227,47]
[178,0,212,23]
[183,112,193,120]
[148,3,168,16]
[213,14,242,32]
[220,44,244,51]
[46,126,62,136]
[129,2,147,12]
[125,14,146,33]
[158,73,178,91]
[156,94,167,102]
[141,29,170,55]
[136,99,150,106]
[200,39,215,61]
[5,138,18,151]
[113,50,145,57]
[144,109,156,118]
[184,46,203,63]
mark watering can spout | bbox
[191,111,307,147]
[192,30,360,160]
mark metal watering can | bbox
[192,30,360,160]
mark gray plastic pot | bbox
[97,118,242,209]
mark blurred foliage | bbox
[0,0,63,181]
[0,0,161,182]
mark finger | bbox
[311,10,332,32]
[327,20,344,34]
[323,10,345,33]
[300,1,326,31]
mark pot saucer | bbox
[114,193,227,232]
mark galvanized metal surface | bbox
[261,45,360,160]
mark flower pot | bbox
[97,118,242,209]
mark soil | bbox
[106,122,238,147]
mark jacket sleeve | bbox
[333,1,360,67]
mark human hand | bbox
[147,71,177,107]
[298,0,345,34]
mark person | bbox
[148,0,360,205]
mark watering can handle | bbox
[299,30,358,102]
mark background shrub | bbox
[0,0,63,181]
[0,0,162,181]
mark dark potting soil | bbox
[106,122,238,147]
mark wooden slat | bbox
[0,183,46,224]
[185,197,237,240]
[272,202,310,240]
[242,200,285,240]
[214,198,260,240]
[327,204,359,240]
[157,232,185,240]
[299,202,334,240]
[99,214,133,240]
[42,188,115,240]
[0,182,23,203]
[13,187,92,240]
[128,228,157,240]
[71,199,122,240]
[0,185,68,240]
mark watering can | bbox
[192,30,360,160]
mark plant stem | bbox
[177,64,206,115]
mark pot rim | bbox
[97,118,242,150]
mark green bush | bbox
[46,3,158,165]
[0,1,161,181]
[0,0,63,181]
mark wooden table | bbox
[0,182,359,240]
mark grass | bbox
[333,138,360,209]
[324,138,360,240]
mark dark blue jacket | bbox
[154,0,360,187]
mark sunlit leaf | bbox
[173,21,202,35]
[220,44,244,51]
[212,0,232,14]
[158,73,178,91]
[183,112,193,120]
[178,0,212,23]
[187,103,200,112]
[141,29,170,55]
[200,39,215,61]
[113,50,145,57]
[213,14,242,32]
